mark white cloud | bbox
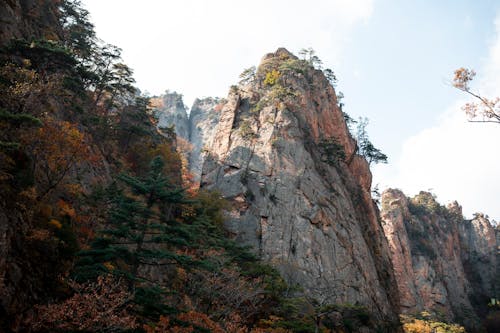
[375,13,500,220]
[81,0,373,106]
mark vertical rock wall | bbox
[188,97,222,182]
[153,94,223,182]
[381,189,499,329]
[201,48,400,322]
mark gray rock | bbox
[381,189,499,329]
[200,48,400,323]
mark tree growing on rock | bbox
[355,117,388,165]
[452,68,500,123]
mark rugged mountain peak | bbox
[201,48,400,323]
[447,200,463,216]
[152,91,190,140]
[381,189,499,330]
[261,47,298,62]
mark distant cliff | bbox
[199,48,400,326]
[153,92,190,140]
[381,189,499,330]
[152,93,222,182]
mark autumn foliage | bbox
[28,275,137,332]
[452,67,500,123]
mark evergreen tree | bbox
[74,156,195,317]
[355,117,388,165]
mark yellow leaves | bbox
[401,314,466,333]
[20,117,91,199]
[64,183,83,196]
[264,69,280,86]
[22,58,32,68]
[180,204,196,220]
[103,262,115,271]
[48,219,62,229]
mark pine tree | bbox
[74,155,196,317]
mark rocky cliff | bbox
[153,92,190,140]
[381,189,499,329]
[0,0,62,45]
[188,97,223,181]
[200,48,400,324]
[153,93,223,182]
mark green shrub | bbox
[319,137,346,166]
[240,120,257,140]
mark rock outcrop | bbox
[153,94,223,182]
[381,189,499,329]
[0,0,62,45]
[153,92,190,140]
[200,48,400,323]
[188,97,223,181]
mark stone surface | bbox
[188,97,223,182]
[152,94,223,183]
[0,0,62,46]
[381,189,499,329]
[200,48,400,323]
[153,92,190,140]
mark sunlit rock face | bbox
[381,189,499,329]
[200,48,400,323]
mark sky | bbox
[81,0,500,220]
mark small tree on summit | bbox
[299,47,323,69]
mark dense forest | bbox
[0,0,288,331]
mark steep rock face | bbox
[188,97,223,182]
[152,94,223,182]
[153,92,190,140]
[381,189,499,328]
[458,213,500,314]
[201,48,399,322]
[0,0,62,45]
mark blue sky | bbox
[82,0,500,220]
[338,0,498,162]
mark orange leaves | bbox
[177,312,225,333]
[21,117,91,199]
[452,67,476,91]
[452,68,500,123]
[27,275,137,332]
[144,312,224,333]
[48,219,63,229]
[144,312,292,333]
[57,199,76,218]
